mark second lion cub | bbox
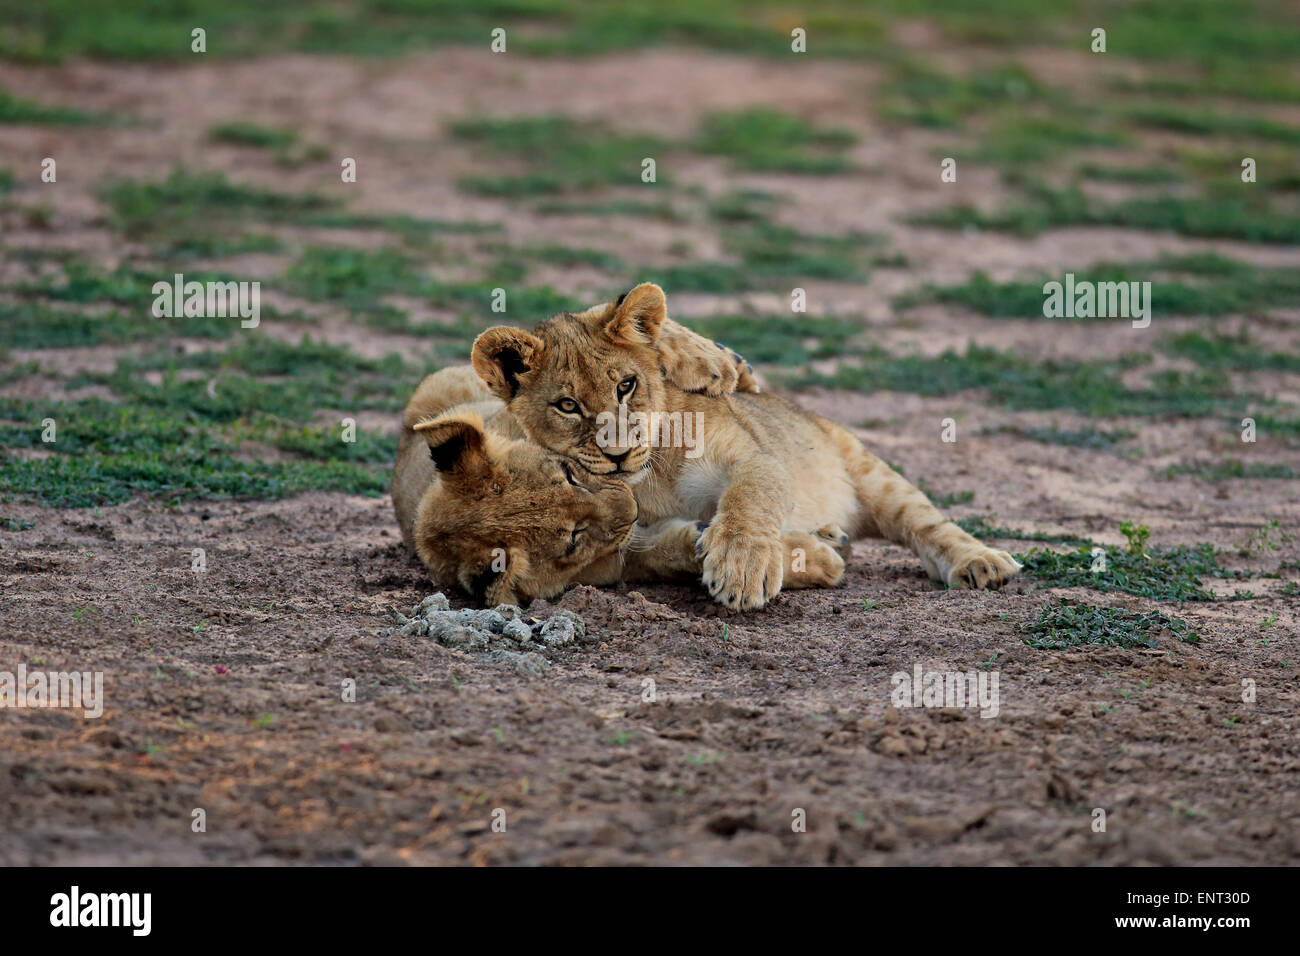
[473,283,1021,610]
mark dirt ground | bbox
[2,479,1297,866]
[1,47,1298,865]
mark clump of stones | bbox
[378,593,591,676]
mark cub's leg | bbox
[696,455,793,610]
[655,318,760,396]
[833,429,1019,589]
[620,519,709,581]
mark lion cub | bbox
[393,365,848,605]
[472,283,1021,610]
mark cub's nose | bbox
[604,449,631,465]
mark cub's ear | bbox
[412,414,489,477]
[605,282,666,346]
[472,327,544,401]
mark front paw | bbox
[947,548,1021,590]
[659,348,738,396]
[698,525,785,610]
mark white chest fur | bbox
[673,460,728,522]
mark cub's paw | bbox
[657,338,757,396]
[947,548,1021,590]
[697,525,785,610]
[814,523,852,559]
[657,342,737,396]
[794,537,845,588]
[724,346,760,394]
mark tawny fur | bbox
[392,366,637,605]
[472,283,1021,610]
[393,338,843,605]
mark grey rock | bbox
[418,593,451,614]
[502,619,534,644]
[539,616,575,647]
[489,650,548,679]
[472,609,506,633]
[494,603,523,621]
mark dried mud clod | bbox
[378,592,591,675]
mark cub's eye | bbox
[616,376,636,400]
[554,398,580,415]
[561,461,583,488]
[565,527,586,556]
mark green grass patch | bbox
[450,115,670,196]
[99,167,335,256]
[1252,414,1300,438]
[2,0,1297,67]
[0,86,114,124]
[1017,542,1250,602]
[1162,460,1299,480]
[1125,105,1300,145]
[284,245,580,330]
[898,254,1300,318]
[0,359,41,385]
[519,244,624,272]
[1109,60,1300,104]
[0,453,386,509]
[209,120,299,150]
[532,198,683,220]
[1077,163,1183,184]
[0,393,391,508]
[158,233,286,260]
[798,345,1248,420]
[648,190,885,292]
[962,113,1128,166]
[102,167,336,236]
[1163,330,1300,373]
[685,314,864,365]
[0,300,242,349]
[955,515,1093,547]
[980,424,1136,450]
[0,260,288,348]
[1020,599,1200,649]
[917,482,973,509]
[0,0,889,62]
[878,61,1044,128]
[692,109,855,174]
[72,335,413,420]
[298,211,501,239]
[209,120,328,166]
[98,166,496,253]
[284,246,417,309]
[0,335,417,507]
[724,220,882,282]
[708,189,779,223]
[911,187,1300,244]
